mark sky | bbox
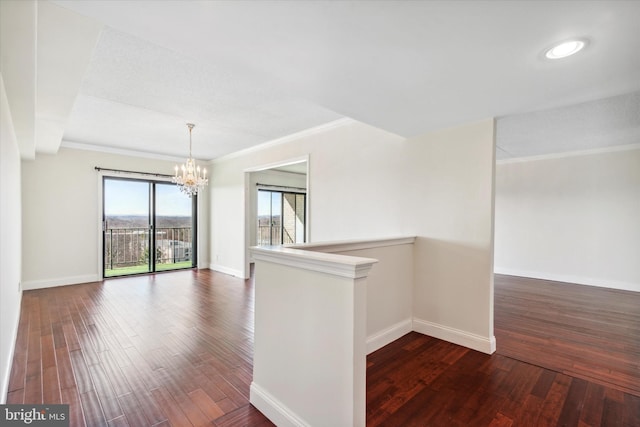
[104,178,192,216]
[258,190,282,217]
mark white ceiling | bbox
[5,1,640,160]
[496,91,640,160]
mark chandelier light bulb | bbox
[172,123,209,197]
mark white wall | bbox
[318,240,415,354]
[495,148,640,292]
[210,118,496,352]
[0,74,23,403]
[251,257,370,427]
[21,147,209,289]
[407,120,496,350]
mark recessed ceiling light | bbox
[545,40,586,59]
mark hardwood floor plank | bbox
[79,389,108,427]
[213,404,274,427]
[56,346,77,390]
[579,382,606,427]
[88,363,124,421]
[557,377,588,427]
[61,387,87,427]
[487,412,513,427]
[188,388,226,420]
[601,397,625,426]
[23,359,42,404]
[99,350,132,397]
[530,368,556,399]
[117,392,153,426]
[42,365,62,404]
[106,415,129,427]
[121,346,161,391]
[150,386,193,427]
[623,394,640,427]
[6,388,24,404]
[69,349,94,394]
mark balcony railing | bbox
[104,227,192,274]
[257,224,297,246]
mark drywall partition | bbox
[209,119,408,278]
[406,119,496,353]
[250,244,377,427]
[20,147,210,289]
[0,75,23,403]
[295,237,415,354]
[211,118,497,353]
[495,147,640,292]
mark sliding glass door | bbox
[257,189,306,246]
[154,182,194,272]
[103,177,196,277]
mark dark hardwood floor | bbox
[7,270,273,427]
[494,274,640,397]
[6,269,640,426]
[366,333,639,426]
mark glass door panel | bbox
[103,178,151,277]
[155,182,194,271]
[257,189,305,246]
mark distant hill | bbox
[106,215,191,229]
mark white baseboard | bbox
[22,274,101,291]
[1,296,22,404]
[250,382,311,427]
[412,318,496,354]
[366,318,412,355]
[494,267,640,293]
[209,263,245,278]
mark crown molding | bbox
[496,143,640,165]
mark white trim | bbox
[244,155,310,174]
[213,118,353,163]
[412,318,496,354]
[1,297,22,404]
[61,139,187,162]
[208,263,245,278]
[366,318,413,355]
[256,184,307,194]
[494,267,640,293]
[22,274,101,291]
[291,236,416,254]
[496,143,640,164]
[243,154,310,280]
[251,247,377,279]
[250,382,311,427]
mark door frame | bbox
[243,155,310,279]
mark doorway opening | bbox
[102,177,196,277]
[243,157,309,278]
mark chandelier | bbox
[172,123,208,196]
